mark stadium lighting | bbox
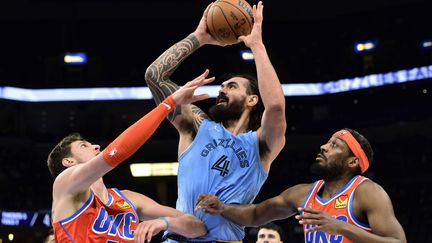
[354,41,377,53]
[130,163,178,177]
[421,40,432,49]
[240,50,254,61]
[64,53,87,65]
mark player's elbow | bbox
[144,66,156,84]
[266,103,285,118]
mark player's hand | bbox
[193,2,227,46]
[195,193,224,214]
[171,69,215,105]
[238,1,263,48]
[296,207,346,235]
[134,218,167,243]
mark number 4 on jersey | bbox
[212,155,230,177]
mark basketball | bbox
[206,0,254,45]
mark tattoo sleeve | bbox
[145,34,208,127]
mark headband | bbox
[333,129,369,173]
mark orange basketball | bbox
[206,0,254,45]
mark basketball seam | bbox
[218,5,240,40]
[211,5,227,43]
[219,0,253,31]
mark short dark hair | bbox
[44,228,54,243]
[344,128,374,173]
[258,222,284,240]
[218,73,264,131]
[47,133,84,178]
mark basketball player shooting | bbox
[145,1,286,242]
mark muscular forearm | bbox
[167,214,207,238]
[250,43,285,112]
[144,34,201,100]
[144,34,201,121]
[340,223,406,243]
[219,203,262,226]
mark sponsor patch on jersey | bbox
[116,199,131,209]
[335,194,348,209]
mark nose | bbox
[320,143,328,152]
[219,84,228,94]
[218,88,226,96]
[94,144,101,151]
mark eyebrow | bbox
[221,81,239,87]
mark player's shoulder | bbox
[356,177,384,192]
[118,189,137,197]
[355,178,389,201]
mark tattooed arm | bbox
[145,3,225,152]
[145,34,209,142]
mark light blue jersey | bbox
[175,119,268,241]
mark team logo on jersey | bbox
[116,199,131,209]
[335,194,348,209]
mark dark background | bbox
[0,0,431,242]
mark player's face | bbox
[311,135,351,179]
[69,140,101,164]
[256,228,282,243]
[208,77,249,122]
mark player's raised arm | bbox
[239,1,286,170]
[52,76,213,197]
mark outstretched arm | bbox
[196,184,309,226]
[239,1,286,170]
[297,181,406,243]
[53,77,213,197]
[122,190,207,243]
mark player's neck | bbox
[90,178,109,202]
[224,108,250,135]
[322,175,353,199]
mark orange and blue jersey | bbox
[302,175,372,243]
[53,188,139,242]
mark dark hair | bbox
[218,73,264,131]
[47,133,84,178]
[344,128,374,173]
[258,222,284,240]
[43,228,54,243]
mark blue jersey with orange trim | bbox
[53,188,139,242]
[175,119,268,241]
[302,175,372,243]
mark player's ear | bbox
[247,94,258,107]
[62,157,76,168]
[347,157,359,168]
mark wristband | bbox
[159,216,170,230]
[161,95,176,111]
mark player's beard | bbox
[208,96,245,123]
[310,159,344,181]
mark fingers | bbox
[306,225,323,233]
[134,221,162,243]
[192,94,210,102]
[196,193,213,209]
[298,207,318,213]
[188,69,214,86]
[252,1,263,23]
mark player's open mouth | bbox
[316,153,325,161]
[216,97,228,105]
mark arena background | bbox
[0,0,431,242]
